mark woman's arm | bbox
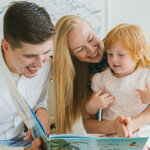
[82,106,128,137]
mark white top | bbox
[91,67,150,146]
[91,67,149,120]
[0,48,52,148]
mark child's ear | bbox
[136,48,144,60]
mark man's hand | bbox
[24,130,34,142]
[24,138,42,150]
[35,108,50,136]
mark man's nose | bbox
[35,56,44,68]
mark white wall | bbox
[0,0,102,42]
[102,0,150,44]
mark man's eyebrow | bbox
[23,49,51,56]
[43,49,51,54]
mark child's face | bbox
[107,41,137,78]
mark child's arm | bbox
[85,89,115,115]
[136,84,150,104]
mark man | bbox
[0,1,55,150]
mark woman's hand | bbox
[85,89,115,115]
[114,115,129,137]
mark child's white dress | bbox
[91,67,150,146]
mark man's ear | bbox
[1,38,11,52]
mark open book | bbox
[0,66,148,150]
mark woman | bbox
[53,15,109,134]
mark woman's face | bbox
[67,22,104,63]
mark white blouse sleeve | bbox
[91,73,103,93]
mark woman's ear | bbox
[1,38,11,52]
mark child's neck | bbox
[111,65,138,78]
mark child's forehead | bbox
[108,41,127,50]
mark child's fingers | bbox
[146,84,150,90]
[136,89,143,93]
[103,92,114,98]
[95,88,103,96]
[105,97,115,104]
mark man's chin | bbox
[24,72,37,78]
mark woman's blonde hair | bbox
[104,23,150,68]
[53,15,91,134]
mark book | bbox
[0,65,148,150]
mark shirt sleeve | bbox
[91,73,103,93]
[0,145,24,150]
[33,58,53,112]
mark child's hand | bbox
[136,84,150,104]
[114,115,129,137]
[85,89,115,115]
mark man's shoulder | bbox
[0,69,6,82]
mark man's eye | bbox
[24,55,36,58]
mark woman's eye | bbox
[88,36,93,42]
[75,47,84,53]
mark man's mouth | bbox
[26,66,38,73]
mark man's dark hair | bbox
[4,1,55,49]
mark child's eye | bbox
[108,53,113,56]
[119,54,124,56]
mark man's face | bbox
[2,39,52,78]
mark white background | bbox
[101,0,150,44]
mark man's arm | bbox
[35,107,50,136]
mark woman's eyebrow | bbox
[72,32,92,51]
